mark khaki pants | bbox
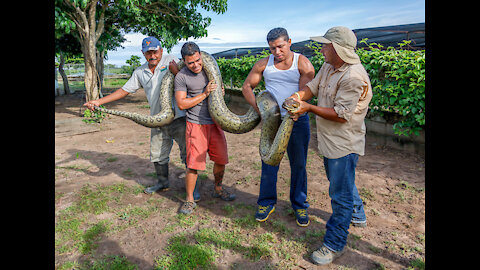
[150,116,187,165]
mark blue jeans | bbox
[257,114,310,210]
[322,153,366,252]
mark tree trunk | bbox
[64,0,106,102]
[83,36,99,102]
[55,67,59,96]
[97,49,104,98]
[58,52,71,95]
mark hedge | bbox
[216,39,425,136]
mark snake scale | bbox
[94,51,299,166]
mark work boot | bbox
[144,162,169,194]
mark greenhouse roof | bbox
[212,22,424,59]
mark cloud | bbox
[121,32,147,47]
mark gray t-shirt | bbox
[174,67,213,124]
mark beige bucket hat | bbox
[310,26,360,64]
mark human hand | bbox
[283,97,309,121]
[290,101,310,121]
[169,60,179,75]
[283,97,300,121]
[83,100,101,111]
[205,80,217,97]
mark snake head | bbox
[282,97,300,114]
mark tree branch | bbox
[138,1,187,24]
[63,0,89,37]
[95,1,108,42]
[87,0,96,38]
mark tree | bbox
[125,55,142,75]
[55,0,227,102]
[55,33,83,95]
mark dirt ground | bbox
[55,89,425,269]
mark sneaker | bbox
[255,205,275,222]
[144,182,169,194]
[212,189,236,201]
[311,245,345,265]
[351,220,367,228]
[294,209,310,227]
[179,201,197,215]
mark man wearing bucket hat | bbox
[285,26,373,265]
[84,36,201,200]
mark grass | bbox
[55,182,154,256]
[56,179,425,269]
[57,77,129,93]
[155,233,217,269]
[55,181,317,268]
[57,255,138,270]
[55,153,425,269]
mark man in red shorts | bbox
[173,41,236,214]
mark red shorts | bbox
[186,121,228,171]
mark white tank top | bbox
[263,52,301,116]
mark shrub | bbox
[356,39,425,136]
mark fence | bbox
[55,64,131,96]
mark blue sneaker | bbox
[295,208,310,227]
[255,205,275,222]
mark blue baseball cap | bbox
[141,36,162,53]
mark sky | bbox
[104,0,425,67]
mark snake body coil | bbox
[94,51,296,166]
[256,91,295,166]
[93,61,186,128]
[201,52,260,134]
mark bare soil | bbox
[55,89,425,269]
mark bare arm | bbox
[300,103,347,123]
[297,54,315,92]
[175,80,217,110]
[83,88,129,110]
[241,57,268,115]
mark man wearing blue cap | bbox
[84,36,199,198]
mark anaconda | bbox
[93,61,186,128]
[257,92,299,166]
[93,51,299,166]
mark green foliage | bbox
[218,39,425,136]
[55,0,228,101]
[124,55,142,75]
[356,39,425,136]
[83,106,106,124]
[126,55,141,67]
[217,50,270,94]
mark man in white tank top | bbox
[242,27,315,227]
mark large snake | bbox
[94,51,299,166]
[93,60,186,128]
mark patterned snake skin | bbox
[94,51,299,166]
